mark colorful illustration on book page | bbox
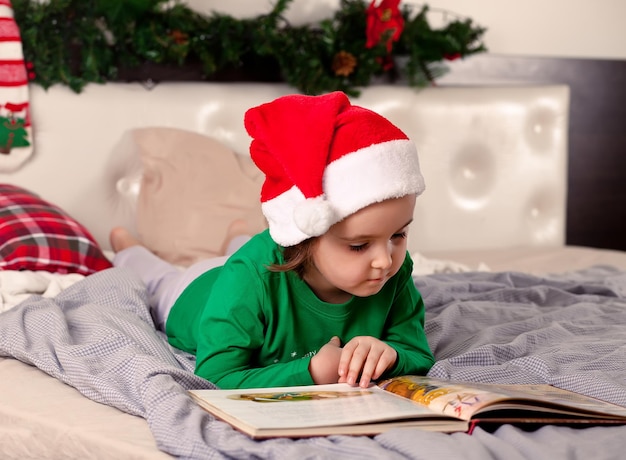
[379,376,497,419]
[442,393,484,417]
[228,390,371,403]
[379,376,454,405]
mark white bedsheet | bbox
[422,246,626,275]
[0,270,84,313]
[0,358,171,460]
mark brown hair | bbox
[267,237,317,278]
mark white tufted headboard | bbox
[0,82,569,255]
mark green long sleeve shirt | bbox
[166,229,434,389]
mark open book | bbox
[188,375,626,439]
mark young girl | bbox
[111,91,434,390]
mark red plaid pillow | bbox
[0,184,112,275]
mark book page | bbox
[190,383,451,430]
[475,383,626,417]
[378,376,511,420]
[378,376,626,420]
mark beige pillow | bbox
[133,127,267,266]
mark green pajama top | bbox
[165,229,434,389]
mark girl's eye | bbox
[349,243,368,252]
[392,231,408,240]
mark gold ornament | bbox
[332,51,357,77]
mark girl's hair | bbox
[267,237,317,277]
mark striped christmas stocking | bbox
[0,0,31,172]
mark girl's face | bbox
[303,194,416,304]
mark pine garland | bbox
[12,0,487,95]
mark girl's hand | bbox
[309,336,342,384]
[338,336,397,388]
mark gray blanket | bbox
[2,266,626,460]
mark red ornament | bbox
[377,55,395,71]
[444,52,462,61]
[365,0,404,53]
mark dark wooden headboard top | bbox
[442,54,626,252]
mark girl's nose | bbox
[371,242,393,270]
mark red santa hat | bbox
[244,91,425,247]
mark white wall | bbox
[184,0,626,60]
[422,0,626,60]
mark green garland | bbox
[13,0,487,95]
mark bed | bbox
[2,75,626,459]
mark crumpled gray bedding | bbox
[1,266,626,460]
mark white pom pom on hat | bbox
[244,91,425,247]
[293,196,338,238]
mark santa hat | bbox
[244,91,425,247]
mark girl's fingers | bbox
[357,347,384,387]
[339,337,398,387]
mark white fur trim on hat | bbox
[324,138,424,216]
[262,138,424,246]
[262,186,310,247]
